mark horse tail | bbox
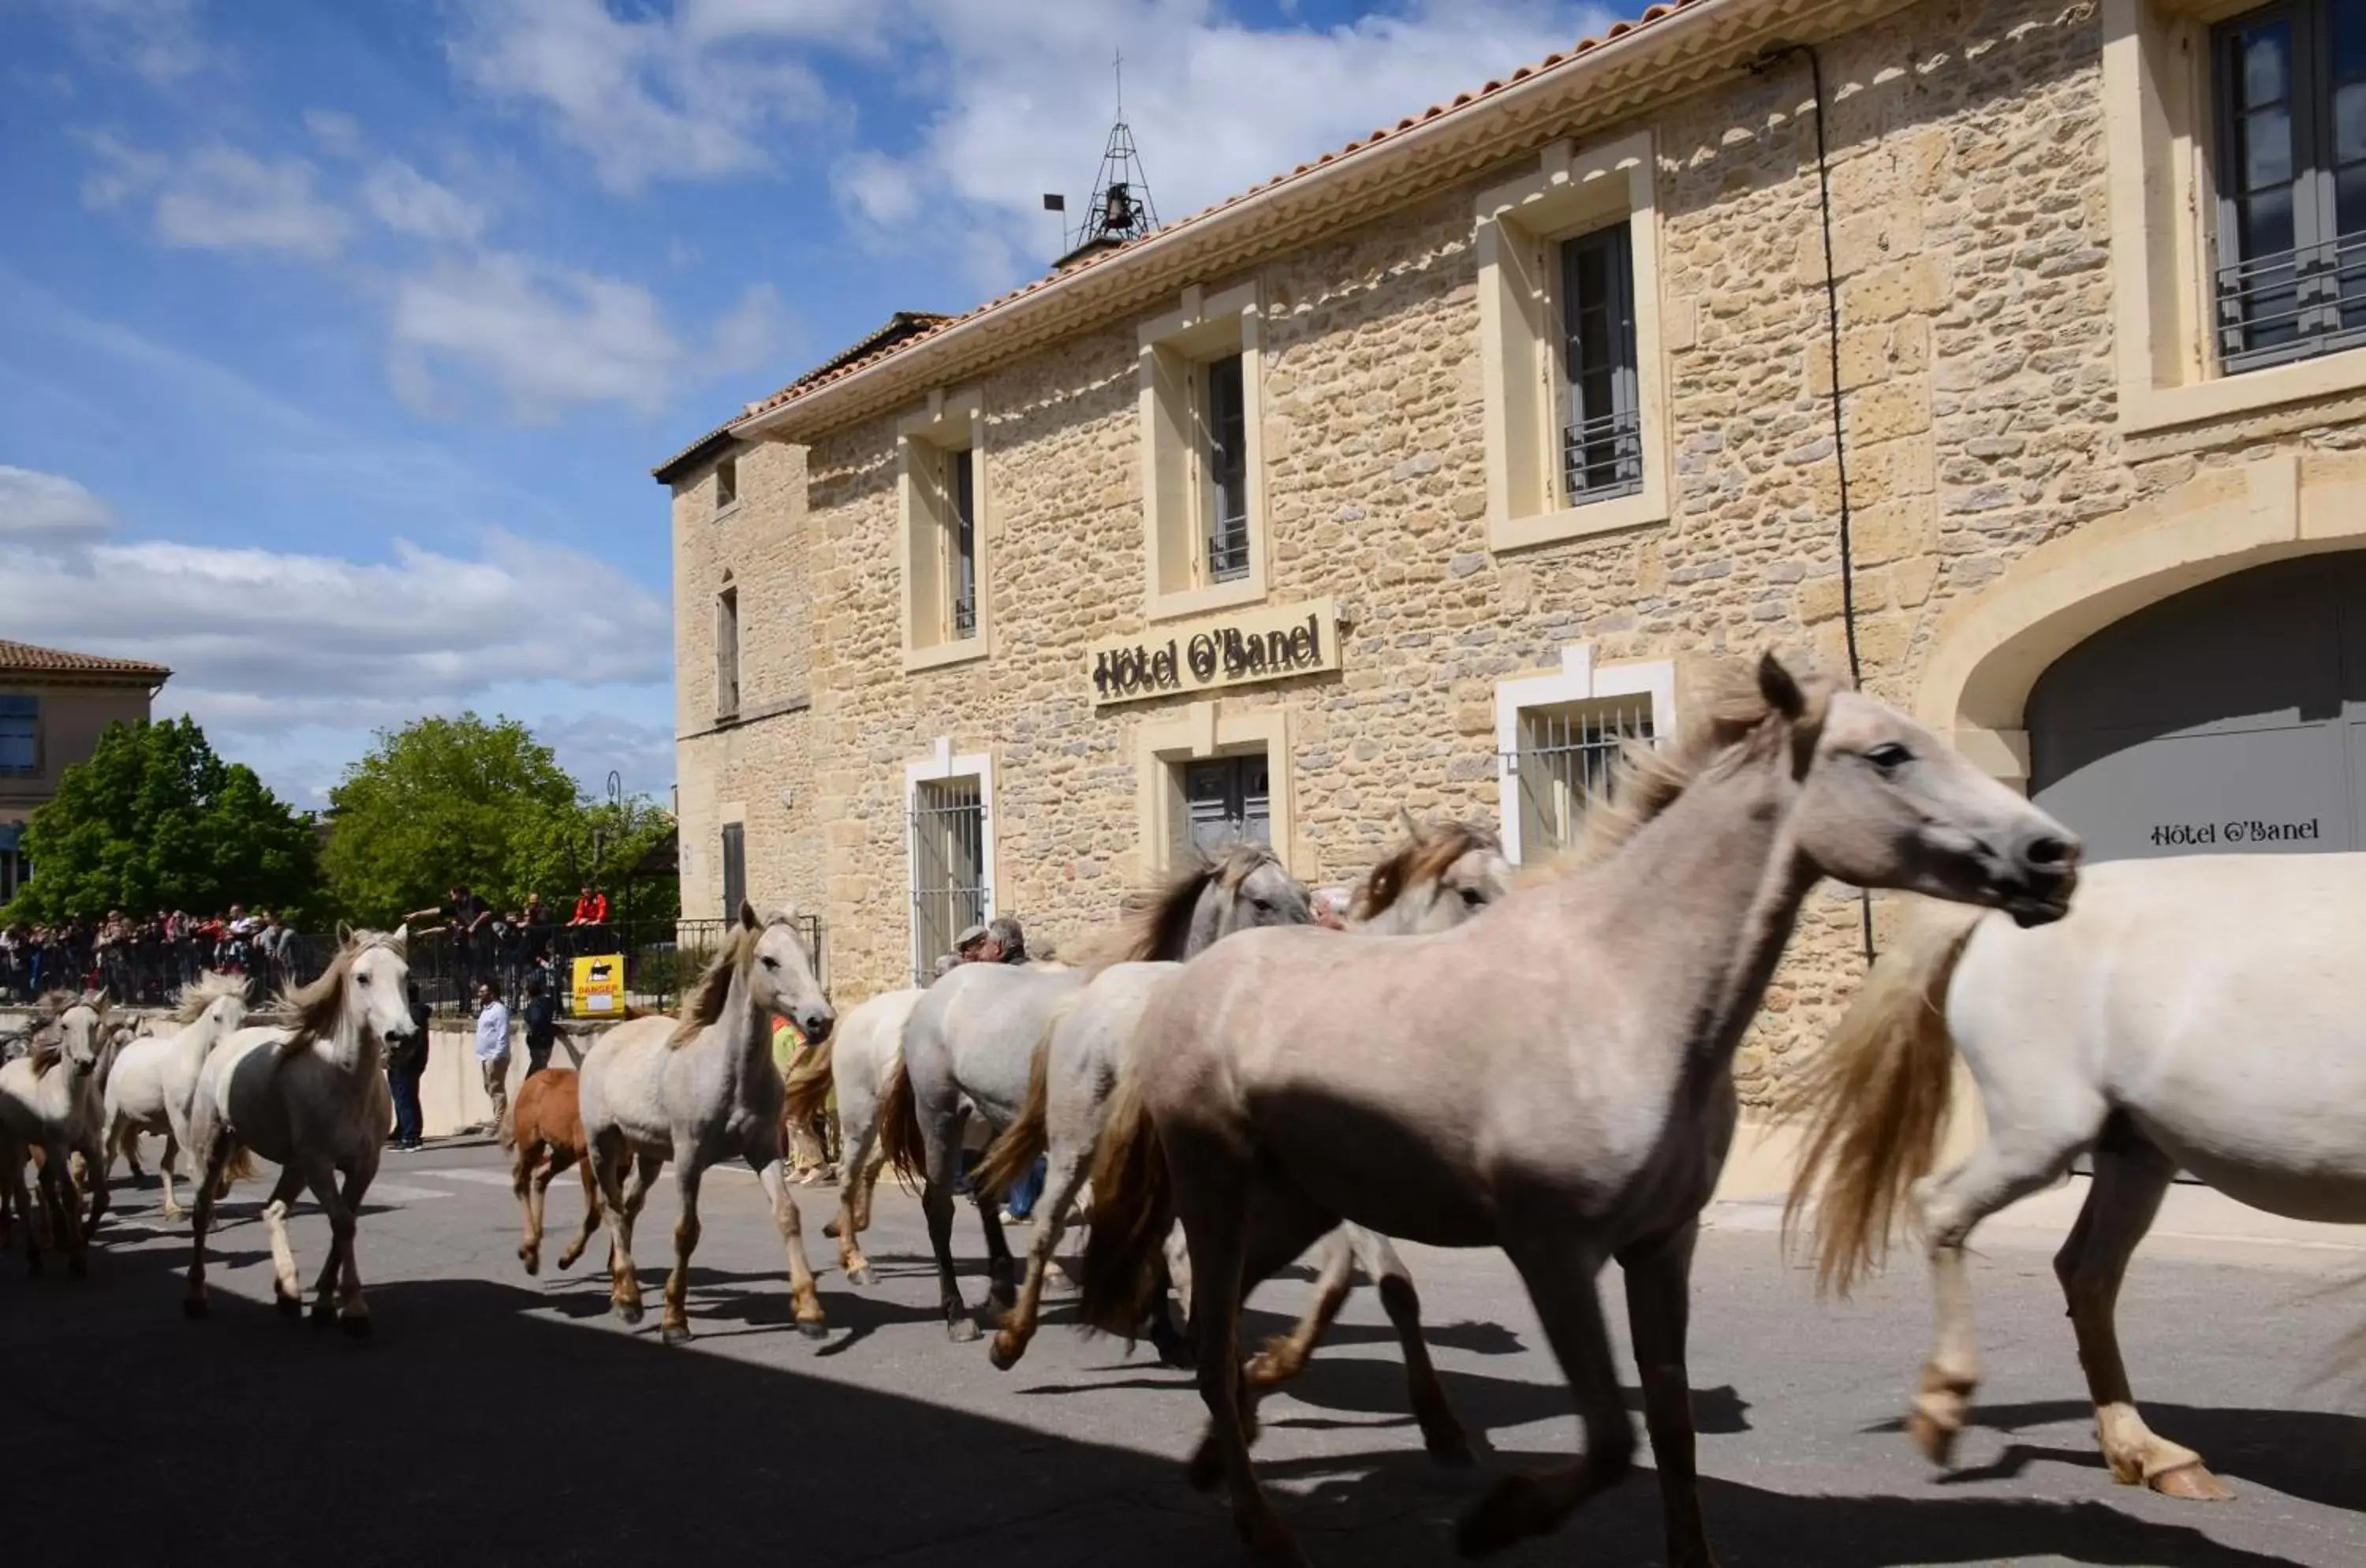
[973,995,1073,1200]
[1076,1070,1172,1340]
[782,1028,837,1125]
[875,1059,926,1193]
[1777,901,1986,1298]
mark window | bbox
[1183,754,1271,855]
[715,455,738,510]
[0,823,23,905]
[2213,0,2366,372]
[1140,282,1268,619]
[1558,225,1644,503]
[0,696,35,775]
[715,586,740,719]
[910,776,985,981]
[1492,644,1675,864]
[1476,131,1669,552]
[1505,698,1652,861]
[719,823,746,917]
[898,390,990,670]
[1202,354,1250,582]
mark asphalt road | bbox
[6,1138,2362,1567]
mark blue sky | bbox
[0,0,1610,811]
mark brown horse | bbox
[505,1069,607,1276]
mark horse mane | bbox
[666,910,801,1047]
[1103,842,1286,965]
[274,930,401,1058]
[26,993,100,1078]
[1352,820,1503,923]
[173,970,248,1023]
[1530,656,1837,881]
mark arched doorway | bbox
[2028,553,2366,861]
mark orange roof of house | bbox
[0,639,171,681]
[734,0,1715,428]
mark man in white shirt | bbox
[473,982,512,1141]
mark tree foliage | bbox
[4,717,322,923]
[322,714,675,927]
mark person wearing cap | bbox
[960,914,1044,1219]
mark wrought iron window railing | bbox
[2215,229,2366,371]
[1562,406,1645,505]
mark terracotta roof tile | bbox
[734,0,1718,429]
[0,640,170,681]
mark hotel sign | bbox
[1088,599,1342,706]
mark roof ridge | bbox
[0,638,173,679]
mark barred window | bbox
[1505,696,1653,860]
[1559,223,1644,504]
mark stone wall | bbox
[685,0,2359,1095]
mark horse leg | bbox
[159,1131,183,1221]
[520,1141,550,1275]
[976,1177,1018,1312]
[183,1135,233,1318]
[752,1144,827,1337]
[589,1132,651,1323]
[330,1155,379,1338]
[292,1158,349,1328]
[827,1106,878,1282]
[77,1130,107,1241]
[1364,1230,1470,1465]
[990,1139,1091,1370]
[1907,1127,2088,1466]
[1171,1149,1305,1566]
[1456,1236,1631,1557]
[612,1147,664,1324]
[1619,1222,1715,1568]
[919,1109,976,1342]
[1188,1187,1341,1496]
[3,1143,39,1277]
[660,1154,704,1346]
[558,1150,603,1271]
[40,1144,84,1279]
[259,1163,312,1317]
[1244,1226,1356,1393]
[2055,1132,2226,1499]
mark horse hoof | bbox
[797,1319,828,1341]
[989,1331,1024,1372]
[182,1295,209,1320]
[615,1302,644,1326]
[276,1293,303,1319]
[2150,1462,2234,1502]
[823,1217,842,1240]
[1427,1432,1478,1469]
[844,1264,871,1287]
[662,1324,692,1346]
[948,1317,982,1344]
[521,1253,541,1277]
[1456,1473,1551,1559]
[1905,1409,1961,1468]
[1156,1340,1196,1372]
[341,1314,374,1342]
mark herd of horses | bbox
[5,652,2364,1566]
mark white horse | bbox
[578,904,836,1342]
[1077,656,2081,1566]
[0,995,114,1276]
[184,927,416,1333]
[1782,849,2366,1503]
[788,986,924,1286]
[100,972,252,1219]
[879,844,1311,1344]
[980,816,1513,1447]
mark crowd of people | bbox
[0,905,303,1006]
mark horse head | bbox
[1354,817,1513,935]
[1752,654,2080,928]
[1190,842,1312,952]
[741,902,834,1045]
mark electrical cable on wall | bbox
[1756,39,1878,967]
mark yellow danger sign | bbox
[571,954,625,1017]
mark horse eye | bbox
[357,976,370,985]
[1865,742,1914,771]
[1460,887,1486,906]
[762,956,779,969]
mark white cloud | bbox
[446,0,834,192]
[54,0,215,84]
[362,160,487,245]
[389,252,782,420]
[6,470,672,736]
[838,1,1616,287]
[84,135,349,259]
[304,107,364,159]
[0,465,115,543]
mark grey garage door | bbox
[2028,553,2366,863]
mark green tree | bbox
[322,714,581,926]
[3,717,322,923]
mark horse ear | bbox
[390,924,410,958]
[1757,651,1806,721]
[1398,805,1424,842]
[738,900,761,932]
[336,920,354,947]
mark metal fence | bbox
[0,914,826,1021]
[1502,697,1654,861]
[909,778,986,985]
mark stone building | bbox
[664,0,2366,1110]
[0,639,172,905]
